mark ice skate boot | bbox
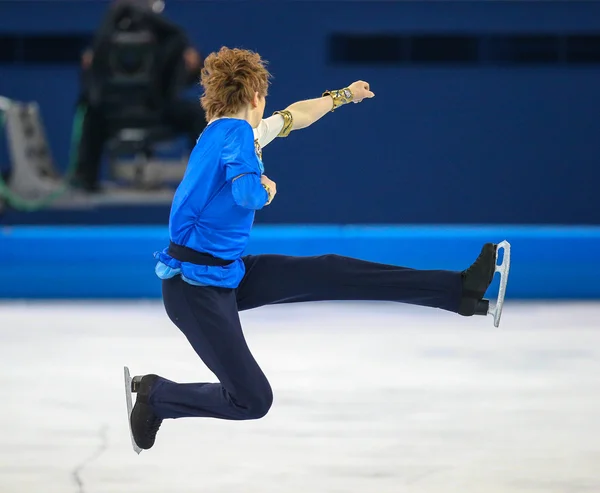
[124,367,162,453]
[458,241,511,327]
[459,243,496,317]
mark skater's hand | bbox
[261,174,277,205]
[348,81,375,103]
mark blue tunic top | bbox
[154,117,271,288]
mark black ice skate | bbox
[458,241,511,327]
[123,367,162,454]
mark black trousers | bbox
[74,99,206,191]
[150,253,463,420]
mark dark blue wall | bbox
[1,0,599,224]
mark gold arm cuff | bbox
[322,87,353,111]
[273,110,293,137]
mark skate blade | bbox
[124,366,143,455]
[488,240,511,327]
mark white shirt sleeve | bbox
[253,114,284,149]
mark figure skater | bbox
[124,46,509,453]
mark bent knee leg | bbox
[233,378,273,420]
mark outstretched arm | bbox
[254,81,375,148]
[284,96,336,130]
[252,98,332,148]
[285,80,375,130]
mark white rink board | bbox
[1,301,600,493]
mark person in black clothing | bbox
[74,0,206,191]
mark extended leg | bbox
[237,253,463,313]
[236,244,499,317]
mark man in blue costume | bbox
[125,46,509,452]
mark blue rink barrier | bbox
[0,225,598,299]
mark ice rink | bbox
[1,300,600,493]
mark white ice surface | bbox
[1,301,600,493]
